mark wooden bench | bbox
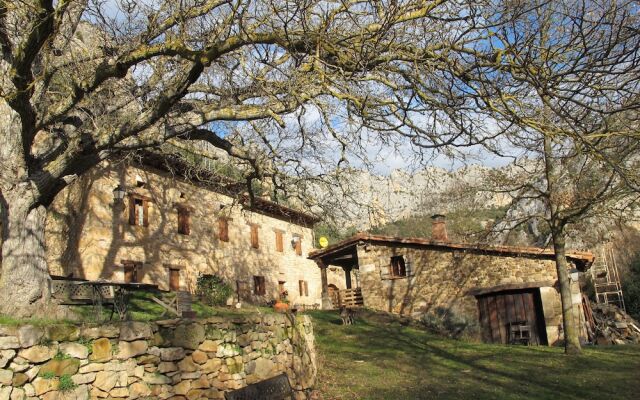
[224,373,293,400]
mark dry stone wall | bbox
[0,314,316,400]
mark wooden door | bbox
[169,269,180,291]
[477,289,548,345]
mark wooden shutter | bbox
[304,281,309,296]
[169,269,180,291]
[295,237,302,256]
[299,280,304,296]
[178,209,190,235]
[142,200,149,227]
[219,218,229,242]
[250,225,259,249]
[275,231,283,252]
[128,196,136,225]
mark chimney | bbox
[431,214,448,242]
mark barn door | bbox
[477,289,548,345]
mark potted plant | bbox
[274,290,290,312]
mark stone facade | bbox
[45,160,322,306]
[0,314,316,399]
[354,243,586,344]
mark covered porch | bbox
[309,241,362,309]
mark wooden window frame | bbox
[253,276,266,296]
[390,256,407,278]
[274,230,284,253]
[218,218,230,242]
[128,194,149,227]
[122,261,142,283]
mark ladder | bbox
[591,244,626,311]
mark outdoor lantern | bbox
[113,184,126,203]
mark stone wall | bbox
[0,314,316,400]
[355,243,584,344]
[45,161,322,307]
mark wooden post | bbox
[316,259,333,309]
[344,266,352,289]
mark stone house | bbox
[45,151,326,307]
[309,216,595,345]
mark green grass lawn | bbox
[308,310,640,400]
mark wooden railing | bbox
[336,288,364,308]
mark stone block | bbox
[59,343,88,359]
[128,382,151,399]
[94,370,120,392]
[89,338,111,362]
[39,358,80,377]
[18,326,44,348]
[0,349,15,368]
[142,372,171,385]
[198,340,218,352]
[119,322,153,341]
[47,325,79,342]
[115,340,148,359]
[32,377,59,396]
[18,345,57,363]
[191,350,207,364]
[0,336,21,350]
[80,325,119,339]
[160,347,185,361]
[171,324,205,350]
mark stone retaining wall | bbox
[0,314,316,400]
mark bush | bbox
[420,307,479,339]
[622,257,640,321]
[58,374,77,392]
[196,275,233,306]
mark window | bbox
[123,262,141,283]
[390,256,407,277]
[250,224,259,249]
[128,196,149,227]
[275,231,284,252]
[169,269,180,291]
[293,235,302,256]
[177,208,191,235]
[298,280,309,297]
[218,218,229,242]
[253,276,266,296]
[278,281,287,299]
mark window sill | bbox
[384,276,409,280]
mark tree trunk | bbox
[0,195,52,317]
[551,231,582,355]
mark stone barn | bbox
[309,216,594,345]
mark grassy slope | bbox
[309,310,640,400]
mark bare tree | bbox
[0,0,508,316]
[469,0,640,354]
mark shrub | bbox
[196,274,233,306]
[420,307,479,339]
[58,374,77,392]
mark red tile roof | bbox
[308,233,595,269]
